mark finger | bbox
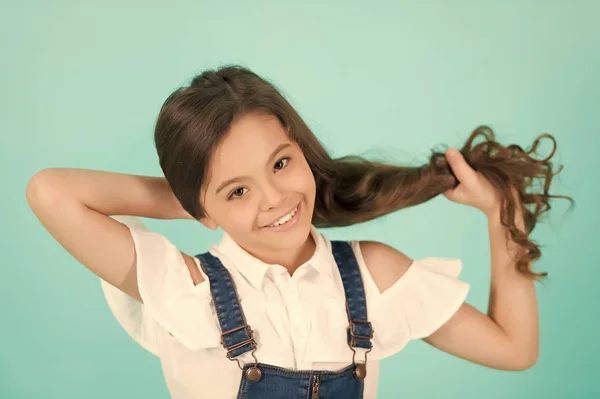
[445,148,477,185]
[443,187,466,204]
[442,188,454,200]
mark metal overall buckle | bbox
[221,324,261,382]
[348,319,374,380]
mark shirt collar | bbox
[213,225,335,289]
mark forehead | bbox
[207,113,293,183]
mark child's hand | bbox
[442,148,501,218]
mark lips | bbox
[262,202,300,228]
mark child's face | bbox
[200,112,316,253]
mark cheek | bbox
[226,203,260,231]
[205,198,259,232]
[290,162,316,198]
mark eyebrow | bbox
[214,143,292,195]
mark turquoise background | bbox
[2,0,598,398]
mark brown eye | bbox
[274,157,290,171]
[228,187,247,200]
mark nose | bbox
[259,178,286,211]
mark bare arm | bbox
[362,210,539,371]
[422,211,539,370]
[363,148,540,370]
[26,168,202,303]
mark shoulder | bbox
[112,215,206,290]
[183,253,205,286]
[356,240,413,293]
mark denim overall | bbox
[195,241,373,399]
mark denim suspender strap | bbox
[195,252,262,381]
[330,240,374,380]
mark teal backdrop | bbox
[2,1,598,398]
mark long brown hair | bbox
[154,65,572,280]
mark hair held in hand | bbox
[314,127,573,280]
[154,65,572,282]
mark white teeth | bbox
[269,206,297,227]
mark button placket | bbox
[290,279,311,368]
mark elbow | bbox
[26,169,63,206]
[26,169,51,202]
[512,348,539,371]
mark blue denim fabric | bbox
[195,240,372,399]
[237,364,362,399]
[195,252,255,358]
[331,241,374,351]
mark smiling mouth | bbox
[262,202,300,228]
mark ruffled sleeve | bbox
[350,241,470,359]
[99,215,222,355]
[379,257,470,339]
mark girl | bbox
[26,65,568,399]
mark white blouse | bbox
[100,215,470,399]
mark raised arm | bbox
[422,210,539,370]
[422,148,539,370]
[362,148,540,370]
[26,168,201,303]
[361,230,538,371]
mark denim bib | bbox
[195,240,373,399]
